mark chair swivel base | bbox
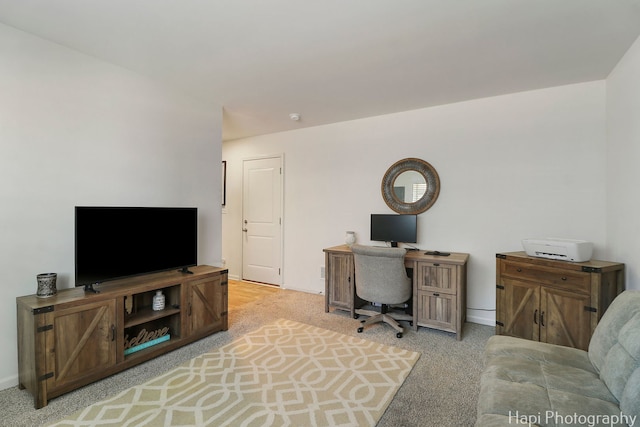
[356,312,411,338]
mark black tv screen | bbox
[370,214,417,247]
[75,207,197,287]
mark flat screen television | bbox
[370,214,417,247]
[75,206,197,290]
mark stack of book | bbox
[124,330,171,356]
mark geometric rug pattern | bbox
[48,319,420,427]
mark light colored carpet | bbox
[0,288,494,426]
[46,319,419,427]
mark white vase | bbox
[152,290,165,311]
[345,231,356,246]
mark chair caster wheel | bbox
[360,319,365,324]
[396,332,403,338]
[409,321,413,327]
[354,314,359,319]
[357,327,363,333]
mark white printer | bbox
[521,238,593,262]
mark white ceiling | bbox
[1,1,639,141]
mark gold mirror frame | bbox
[381,158,440,214]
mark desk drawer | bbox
[416,291,456,332]
[416,262,457,294]
[500,261,590,293]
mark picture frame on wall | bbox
[222,161,227,206]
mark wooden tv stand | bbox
[16,265,228,409]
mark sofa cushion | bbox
[477,335,630,426]
[477,375,626,426]
[476,413,540,427]
[483,335,594,372]
[599,312,640,419]
[621,368,640,422]
[482,355,617,403]
[589,291,640,374]
[588,291,640,421]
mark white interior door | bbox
[242,156,283,285]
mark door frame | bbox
[241,153,284,285]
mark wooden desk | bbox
[323,245,469,340]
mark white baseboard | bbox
[466,312,495,327]
[281,285,323,295]
[227,277,494,327]
[0,375,18,391]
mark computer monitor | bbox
[370,214,417,247]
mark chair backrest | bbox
[588,290,640,419]
[351,244,411,305]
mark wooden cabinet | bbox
[324,245,468,339]
[16,266,227,408]
[496,252,624,350]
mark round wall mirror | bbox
[381,158,440,214]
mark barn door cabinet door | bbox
[186,274,228,336]
[45,300,117,391]
[16,299,117,409]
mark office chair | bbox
[351,244,413,338]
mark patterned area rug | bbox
[48,319,420,427]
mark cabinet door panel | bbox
[540,287,591,350]
[327,253,353,309]
[417,263,456,294]
[417,292,456,331]
[501,278,540,341]
[46,300,116,390]
[189,276,226,335]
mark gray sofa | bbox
[476,290,640,427]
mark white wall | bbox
[0,24,223,389]
[606,35,640,290]
[223,81,608,325]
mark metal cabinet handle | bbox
[561,277,567,281]
[540,311,545,327]
[111,325,116,341]
[534,309,538,324]
[516,268,522,272]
